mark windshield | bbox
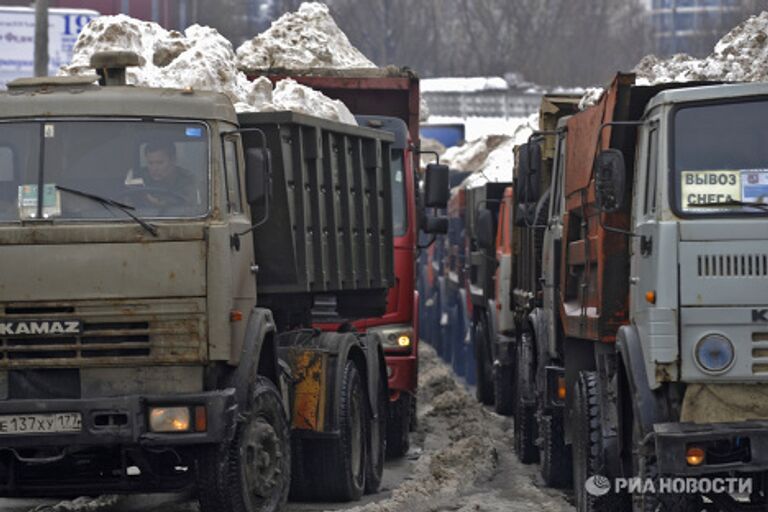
[391,150,407,237]
[0,120,209,222]
[674,100,768,215]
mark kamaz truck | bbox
[0,52,447,512]
[511,73,768,511]
[244,67,436,457]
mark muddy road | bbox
[0,344,573,512]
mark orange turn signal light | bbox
[645,291,656,304]
[557,376,567,400]
[230,310,243,322]
[194,406,207,433]
[686,446,705,466]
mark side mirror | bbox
[423,216,448,235]
[517,143,530,177]
[528,142,541,176]
[245,147,272,205]
[594,149,626,212]
[476,209,494,250]
[424,163,449,208]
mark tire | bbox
[289,360,367,502]
[539,411,572,488]
[386,393,411,458]
[572,371,623,512]
[514,332,539,464]
[474,317,494,405]
[365,376,386,494]
[493,360,515,416]
[197,377,291,512]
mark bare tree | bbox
[272,0,653,87]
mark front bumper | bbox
[655,420,768,475]
[0,389,237,450]
[385,352,417,394]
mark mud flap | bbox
[278,331,383,434]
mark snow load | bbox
[634,11,768,85]
[61,11,358,124]
[236,2,376,71]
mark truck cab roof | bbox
[645,81,768,112]
[0,79,237,124]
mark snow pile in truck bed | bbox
[634,11,768,84]
[61,13,357,124]
[236,1,376,70]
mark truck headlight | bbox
[149,407,191,433]
[695,334,735,374]
[386,330,413,349]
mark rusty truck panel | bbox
[560,74,635,343]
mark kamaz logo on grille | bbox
[753,310,768,323]
[0,320,82,336]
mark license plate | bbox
[0,413,82,435]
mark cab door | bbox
[630,118,678,385]
[223,135,257,346]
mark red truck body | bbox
[246,69,422,449]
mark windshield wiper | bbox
[687,199,768,213]
[55,185,158,237]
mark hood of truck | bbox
[0,224,206,302]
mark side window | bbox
[223,138,242,213]
[644,127,659,216]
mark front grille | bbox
[2,321,150,360]
[697,254,768,278]
[0,301,205,366]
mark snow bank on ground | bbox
[440,113,538,188]
[634,11,768,84]
[61,12,357,124]
[348,344,573,512]
[30,495,121,511]
[236,2,375,70]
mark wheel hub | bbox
[243,417,283,500]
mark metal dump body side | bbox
[237,111,394,317]
[559,74,719,342]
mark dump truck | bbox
[510,73,768,510]
[243,67,440,457]
[0,52,447,511]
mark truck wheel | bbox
[514,332,539,464]
[386,393,411,458]
[474,318,494,405]
[197,377,291,512]
[572,371,624,512]
[539,411,572,488]
[493,361,515,416]
[365,376,386,494]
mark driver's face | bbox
[146,150,175,182]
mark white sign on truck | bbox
[0,7,99,89]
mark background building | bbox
[646,0,756,56]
